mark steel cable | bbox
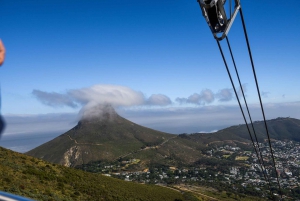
[217,40,274,199]
[225,36,273,195]
[239,7,282,199]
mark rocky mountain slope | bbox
[27,105,300,168]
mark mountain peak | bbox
[79,104,118,123]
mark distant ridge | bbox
[215,117,300,142]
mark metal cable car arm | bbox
[197,0,240,41]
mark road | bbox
[115,136,177,161]
[174,184,220,201]
[67,135,103,146]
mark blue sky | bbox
[1,0,300,141]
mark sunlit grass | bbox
[235,156,249,161]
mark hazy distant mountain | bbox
[27,104,300,168]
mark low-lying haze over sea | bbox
[0,131,64,153]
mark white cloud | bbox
[187,93,202,104]
[33,84,174,110]
[176,88,238,105]
[201,89,215,103]
[216,88,233,102]
[175,97,187,104]
[32,90,78,108]
[32,84,296,130]
[68,84,145,107]
[32,84,176,119]
[146,94,172,106]
[33,85,251,112]
[184,89,215,105]
[237,83,248,97]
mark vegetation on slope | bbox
[27,106,174,167]
[217,117,300,142]
[0,147,197,201]
[27,116,300,171]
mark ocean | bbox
[0,131,63,153]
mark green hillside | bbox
[0,146,197,201]
[120,117,300,167]
[211,117,300,143]
[27,105,174,167]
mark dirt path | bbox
[155,184,220,200]
[66,133,177,161]
[174,184,220,201]
[115,136,177,160]
[67,135,103,146]
[155,184,181,193]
